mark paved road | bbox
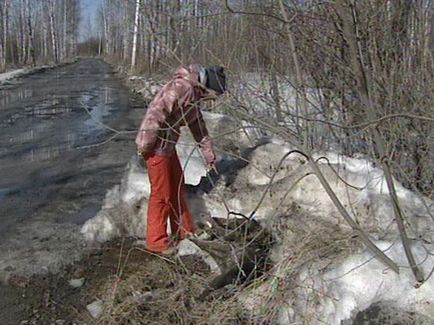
[0,58,142,280]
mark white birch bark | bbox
[48,0,58,62]
[102,2,109,55]
[130,0,141,72]
[25,0,35,65]
[42,8,48,60]
[19,0,26,64]
[62,0,67,59]
[122,0,129,62]
[0,0,8,70]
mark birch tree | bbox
[0,0,9,71]
[47,0,58,62]
[130,0,141,73]
[25,0,35,65]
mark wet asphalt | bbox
[0,58,142,241]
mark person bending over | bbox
[136,64,226,254]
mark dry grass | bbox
[93,246,249,325]
[236,207,361,324]
[86,206,361,325]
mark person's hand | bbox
[203,150,216,171]
[207,162,217,174]
[137,150,151,161]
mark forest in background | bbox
[0,0,80,67]
[1,0,433,196]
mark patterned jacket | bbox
[135,64,215,165]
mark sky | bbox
[80,0,103,40]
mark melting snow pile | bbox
[81,112,434,324]
[0,64,61,85]
[0,68,29,84]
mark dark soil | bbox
[0,239,138,325]
[0,238,212,325]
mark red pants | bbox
[146,152,195,252]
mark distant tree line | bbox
[0,0,80,71]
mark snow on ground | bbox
[80,155,149,242]
[0,68,29,84]
[189,136,433,243]
[231,72,322,117]
[0,61,77,85]
[81,111,434,324]
[318,240,434,323]
[241,239,434,324]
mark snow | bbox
[0,61,76,85]
[290,240,434,324]
[80,111,434,323]
[177,238,221,273]
[0,68,28,84]
[87,300,104,319]
[231,72,321,118]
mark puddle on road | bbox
[0,59,137,239]
[0,87,34,107]
[0,188,8,200]
[2,85,122,162]
[81,87,117,131]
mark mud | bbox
[0,58,146,322]
[0,58,141,238]
[0,239,160,325]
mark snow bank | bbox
[0,68,29,84]
[227,139,433,323]
[316,240,434,323]
[80,156,149,242]
[192,137,433,243]
[238,199,433,324]
[82,111,433,243]
[241,239,434,324]
[0,61,77,85]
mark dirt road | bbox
[0,58,143,323]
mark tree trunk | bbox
[130,0,140,73]
[102,2,109,55]
[0,0,8,70]
[25,0,35,65]
[62,0,67,60]
[48,0,58,62]
[42,13,48,60]
[270,68,282,121]
[122,0,129,62]
[19,0,26,64]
